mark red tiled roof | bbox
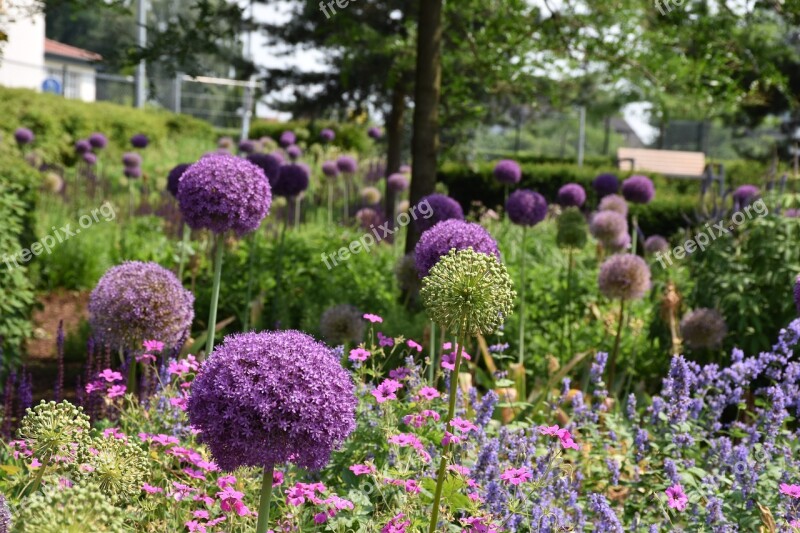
[44,39,102,62]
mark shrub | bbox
[249,119,372,154]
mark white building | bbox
[0,1,102,102]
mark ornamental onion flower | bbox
[413,193,464,233]
[166,163,190,198]
[89,132,108,149]
[644,235,669,255]
[14,127,34,145]
[414,219,499,278]
[598,254,651,301]
[74,139,91,154]
[733,185,759,207]
[279,131,296,147]
[387,173,409,192]
[598,194,628,216]
[130,134,149,148]
[122,152,141,167]
[322,161,339,178]
[82,152,97,166]
[319,304,365,345]
[274,163,310,198]
[89,261,194,351]
[361,186,381,205]
[77,435,149,503]
[505,189,547,226]
[18,400,91,466]
[557,207,588,249]
[493,159,522,185]
[16,483,127,533]
[621,175,655,204]
[123,166,141,179]
[368,126,383,139]
[557,183,587,207]
[286,145,302,161]
[593,173,619,197]
[238,139,256,154]
[336,156,358,174]
[247,153,283,188]
[680,308,727,349]
[590,211,628,248]
[320,128,335,142]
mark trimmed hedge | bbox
[0,148,38,367]
[249,119,373,154]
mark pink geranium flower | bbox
[450,417,478,434]
[556,428,579,450]
[500,467,533,485]
[349,464,376,476]
[349,348,371,362]
[441,350,471,370]
[107,385,126,398]
[142,483,163,494]
[98,369,123,382]
[143,339,165,352]
[665,483,689,511]
[371,379,403,403]
[537,424,560,436]
[407,340,422,352]
[418,386,440,400]
[389,367,411,380]
[363,313,383,323]
[780,483,800,498]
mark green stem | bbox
[328,182,333,225]
[565,247,574,359]
[428,321,436,385]
[26,456,50,496]
[631,214,639,256]
[343,177,349,222]
[255,465,275,533]
[178,224,191,282]
[608,298,625,386]
[294,196,301,227]
[205,235,225,356]
[243,230,259,331]
[518,226,527,366]
[428,316,467,533]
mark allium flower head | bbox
[88,132,107,149]
[322,160,339,178]
[590,210,628,247]
[18,401,91,464]
[644,235,669,254]
[279,131,296,147]
[0,493,9,533]
[123,166,141,179]
[286,145,302,160]
[420,248,515,336]
[274,163,310,197]
[238,139,255,154]
[556,207,588,249]
[414,219,499,278]
[130,134,149,148]
[247,153,282,188]
[177,153,272,234]
[557,183,587,207]
[733,185,759,206]
[395,254,421,294]
[319,304,365,345]
[82,152,97,166]
[16,483,126,533]
[122,152,141,167]
[43,172,64,193]
[361,186,381,205]
[78,436,149,502]
[14,127,34,145]
[505,189,547,226]
[598,194,628,216]
[188,330,358,471]
[621,175,655,204]
[217,136,234,150]
[89,261,194,350]
[368,126,383,139]
[387,173,409,192]
[355,207,380,229]
[414,193,464,233]
[167,163,190,198]
[493,159,522,184]
[320,128,335,142]
[680,308,727,349]
[75,139,91,154]
[592,173,619,197]
[598,254,651,301]
[336,156,358,174]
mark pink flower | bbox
[349,348,371,362]
[143,339,165,352]
[314,512,328,524]
[780,483,800,498]
[442,432,462,446]
[556,428,579,450]
[450,417,478,434]
[136,353,157,364]
[363,313,383,323]
[170,396,188,410]
[142,483,163,494]
[417,386,440,400]
[442,342,452,350]
[537,424,560,436]
[407,340,422,352]
[193,510,210,519]
[377,332,394,347]
[500,467,533,486]
[29,458,41,468]
[217,486,250,516]
[665,484,688,511]
[388,433,420,447]
[184,468,206,480]
[103,427,126,440]
[185,520,206,533]
[389,367,411,380]
[85,381,104,394]
[107,384,126,398]
[382,513,411,533]
[98,369,123,382]
[404,479,421,493]
[371,379,403,403]
[217,475,237,489]
[349,464,376,476]
[447,464,470,476]
[441,350,471,371]
[151,434,180,447]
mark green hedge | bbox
[249,119,373,154]
[0,87,215,165]
[0,149,38,367]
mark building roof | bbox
[44,38,102,62]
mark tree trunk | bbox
[384,85,406,221]
[405,0,444,254]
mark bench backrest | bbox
[617,147,706,178]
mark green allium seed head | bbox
[420,247,515,336]
[17,401,90,465]
[556,207,588,249]
[15,483,126,533]
[77,436,149,503]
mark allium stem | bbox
[178,224,191,282]
[206,236,225,356]
[428,321,436,385]
[630,214,639,256]
[327,182,333,225]
[608,298,625,386]
[518,226,527,366]
[343,177,349,221]
[428,316,467,533]
[566,247,574,358]
[294,196,301,227]
[256,465,275,533]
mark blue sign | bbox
[42,78,62,95]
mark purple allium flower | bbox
[286,145,302,161]
[279,130,296,148]
[187,330,357,472]
[592,173,619,197]
[557,183,586,207]
[274,163,310,198]
[360,187,381,206]
[598,194,628,216]
[598,254,651,301]
[322,161,339,178]
[733,185,759,207]
[74,139,91,154]
[414,219,500,278]
[794,275,800,314]
[14,127,34,145]
[387,173,409,192]
[122,152,142,168]
[88,132,107,149]
[130,134,149,148]
[238,139,255,154]
[320,128,335,143]
[493,159,522,185]
[644,235,669,254]
[217,136,234,150]
[124,166,142,179]
[246,153,282,189]
[368,126,383,140]
[505,189,547,226]
[0,493,9,532]
[89,261,194,350]
[621,175,655,204]
[167,163,190,198]
[680,308,727,349]
[589,211,628,247]
[356,208,381,229]
[399,164,411,174]
[336,156,358,174]
[413,193,464,233]
[82,152,97,166]
[177,153,272,234]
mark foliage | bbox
[248,119,373,154]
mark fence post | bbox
[135,0,148,108]
[173,73,182,114]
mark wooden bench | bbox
[616,147,724,194]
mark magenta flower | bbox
[142,483,163,494]
[442,432,462,446]
[441,350,472,370]
[143,339,165,352]
[537,424,560,436]
[500,467,532,485]
[377,332,394,347]
[363,313,383,323]
[450,417,478,434]
[217,486,250,516]
[349,348,371,362]
[107,385,126,398]
[98,369,123,382]
[389,367,411,380]
[404,479,421,494]
[665,483,688,511]
[349,464,376,476]
[372,379,403,403]
[383,513,412,533]
[418,386,440,400]
[556,428,579,450]
[407,339,422,352]
[780,483,800,498]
